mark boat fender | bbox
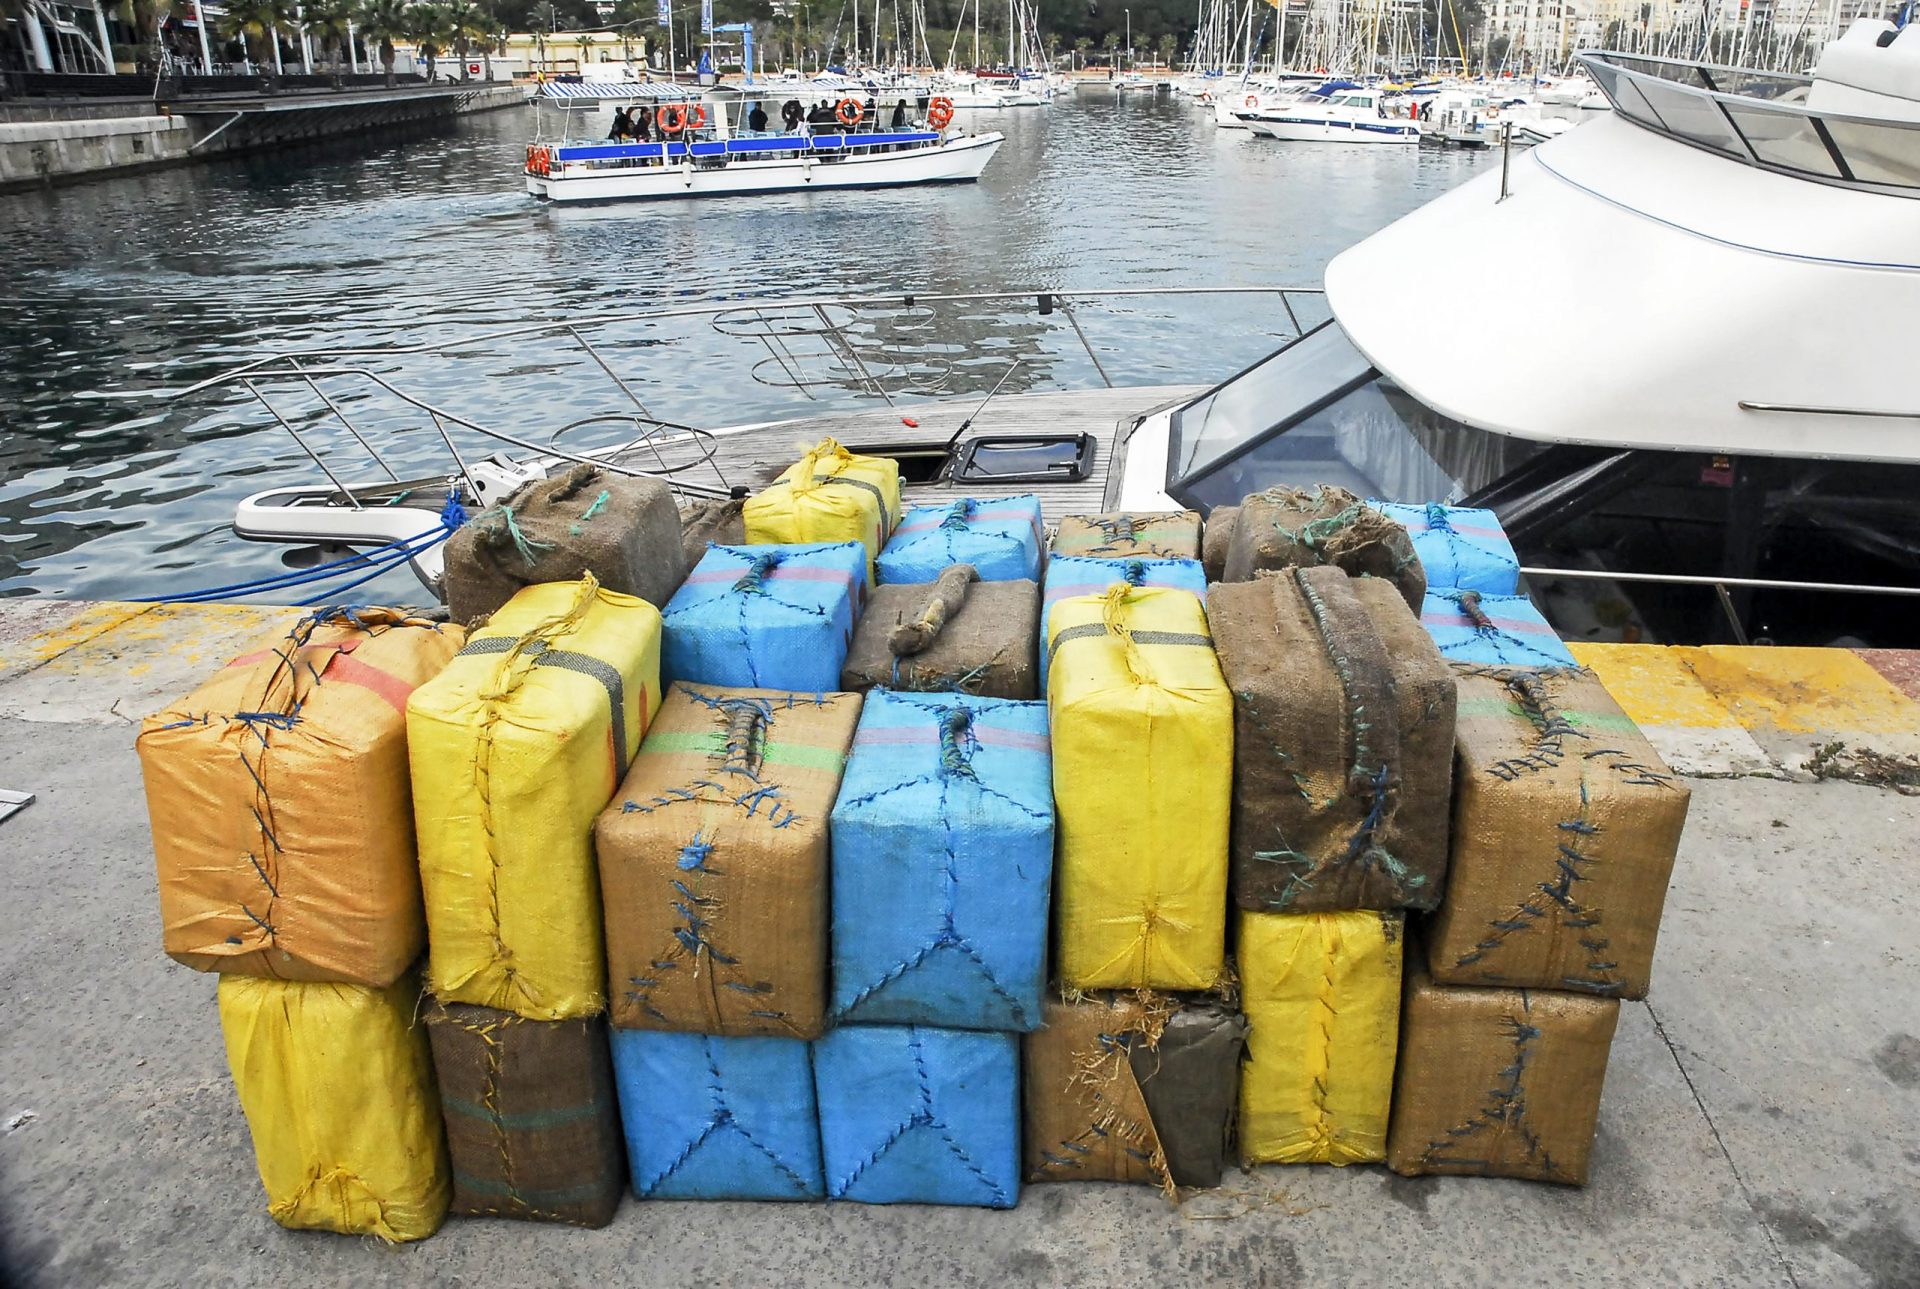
[836,97,864,126]
[658,103,687,135]
[928,96,955,129]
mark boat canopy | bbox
[539,81,703,102]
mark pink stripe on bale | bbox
[852,725,1052,754]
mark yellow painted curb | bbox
[1568,643,1738,731]
[1676,645,1920,736]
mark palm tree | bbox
[573,30,592,71]
[223,0,294,72]
[409,1,451,80]
[355,0,410,85]
[442,0,489,80]
[1071,34,1090,70]
[109,0,176,72]
[302,0,354,69]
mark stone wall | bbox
[0,113,193,189]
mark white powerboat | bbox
[523,85,1002,203]
[1240,85,1421,144]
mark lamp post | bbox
[1124,9,1130,71]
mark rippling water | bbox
[0,94,1494,601]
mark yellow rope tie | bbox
[1100,583,1151,687]
[790,436,852,494]
[1306,920,1341,1157]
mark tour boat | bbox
[1239,84,1420,143]
[523,83,1003,202]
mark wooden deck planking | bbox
[697,385,1200,521]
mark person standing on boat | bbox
[633,106,654,141]
[782,99,803,132]
[748,101,768,133]
[891,98,908,129]
[806,100,833,131]
[608,107,633,141]
[863,96,878,132]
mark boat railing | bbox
[1578,49,1920,196]
[159,284,1329,506]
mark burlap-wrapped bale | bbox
[442,464,688,626]
[595,684,862,1038]
[1239,910,1403,1166]
[660,542,868,692]
[408,576,660,1021]
[678,496,746,568]
[1387,966,1619,1185]
[1369,502,1520,595]
[815,1025,1020,1208]
[1220,485,1425,609]
[139,607,460,986]
[877,495,1045,583]
[743,436,903,579]
[1201,505,1238,583]
[839,567,1039,699]
[218,973,449,1242]
[1051,510,1203,561]
[610,1030,824,1200]
[1421,589,1577,667]
[423,1001,625,1227]
[1048,585,1232,990]
[1025,994,1246,1191]
[1209,567,1456,914]
[828,690,1052,1031]
[1427,666,1689,999]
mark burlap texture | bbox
[1209,568,1455,914]
[679,497,746,569]
[139,608,461,986]
[423,1001,625,1227]
[1220,485,1425,609]
[1129,1002,1247,1188]
[1386,967,1619,1185]
[840,572,1039,699]
[1427,666,1689,1000]
[443,464,688,626]
[594,684,862,1038]
[1052,511,1202,560]
[1202,505,1238,583]
[1024,995,1170,1190]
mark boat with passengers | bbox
[1238,82,1421,143]
[523,81,1003,203]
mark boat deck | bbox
[694,384,1197,517]
[1,599,1917,1286]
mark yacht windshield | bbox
[1165,322,1539,511]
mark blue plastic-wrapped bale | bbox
[1421,588,1576,667]
[660,542,868,692]
[828,691,1052,1031]
[814,1025,1020,1208]
[1370,501,1520,595]
[877,495,1045,584]
[608,1030,824,1200]
[1040,555,1207,692]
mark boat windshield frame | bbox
[1578,48,1920,198]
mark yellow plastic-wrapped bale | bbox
[1048,585,1232,990]
[218,973,449,1242]
[1239,909,1403,1166]
[138,607,461,986]
[408,576,660,1021]
[743,436,903,578]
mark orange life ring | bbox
[657,102,686,135]
[927,95,954,129]
[686,102,708,129]
[527,145,551,176]
[1244,93,1257,108]
[836,97,863,126]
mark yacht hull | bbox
[1243,114,1419,143]
[526,133,1003,203]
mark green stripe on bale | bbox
[638,730,849,771]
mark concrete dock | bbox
[0,599,1915,1287]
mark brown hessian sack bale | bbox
[138,607,461,987]
[679,496,746,569]
[1387,963,1619,1185]
[1427,665,1689,1000]
[424,1001,626,1226]
[1024,993,1247,1193]
[839,564,1040,699]
[442,463,688,626]
[1209,567,1455,914]
[1220,485,1425,609]
[1201,504,1238,583]
[1052,511,1203,561]
[594,684,863,1039]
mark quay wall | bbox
[0,80,526,194]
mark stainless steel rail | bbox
[1522,563,1920,647]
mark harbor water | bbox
[0,94,1494,602]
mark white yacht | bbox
[1239,85,1421,143]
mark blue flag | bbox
[656,0,669,23]
[701,0,712,31]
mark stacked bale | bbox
[1052,510,1203,560]
[138,608,461,1240]
[1042,553,1207,643]
[1421,588,1577,667]
[660,542,869,691]
[744,436,903,579]
[406,575,657,1222]
[1218,484,1426,609]
[1368,501,1520,595]
[840,564,1040,699]
[877,494,1045,583]
[441,463,689,627]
